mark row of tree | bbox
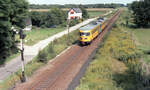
[30,8,67,28]
[29,3,125,9]
[130,0,150,27]
[30,6,89,28]
[0,0,28,64]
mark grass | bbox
[30,8,113,12]
[117,9,150,63]
[23,27,65,46]
[76,25,141,90]
[0,30,79,90]
[76,8,150,90]
[0,53,19,65]
[132,28,150,51]
[88,11,107,18]
[132,28,150,63]
[5,53,20,63]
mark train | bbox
[79,17,107,45]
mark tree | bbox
[30,8,67,28]
[79,5,89,19]
[10,0,29,28]
[30,12,43,27]
[130,0,150,27]
[0,0,28,64]
[50,8,66,25]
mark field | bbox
[22,27,65,46]
[132,28,150,63]
[29,8,113,12]
[88,11,107,18]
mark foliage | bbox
[77,9,150,90]
[10,0,29,28]
[37,50,47,63]
[0,0,28,65]
[36,30,79,62]
[79,5,89,19]
[88,11,107,18]
[29,4,125,9]
[130,0,150,27]
[76,25,145,90]
[30,8,67,28]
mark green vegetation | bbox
[130,0,150,27]
[29,4,125,9]
[79,5,89,19]
[118,8,150,63]
[0,0,28,65]
[88,11,107,18]
[77,9,150,90]
[132,29,150,51]
[23,27,65,45]
[76,25,142,90]
[30,8,67,28]
[0,53,19,65]
[0,30,79,90]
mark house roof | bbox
[69,8,82,13]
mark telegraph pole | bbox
[67,19,70,45]
[19,29,26,82]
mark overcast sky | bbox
[28,0,136,5]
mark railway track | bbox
[15,10,122,90]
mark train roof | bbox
[80,24,97,31]
[79,21,102,31]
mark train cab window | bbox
[80,32,90,36]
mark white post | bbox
[20,30,26,82]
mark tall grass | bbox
[76,9,150,90]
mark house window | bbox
[70,11,74,14]
[71,16,74,19]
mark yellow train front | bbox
[79,18,106,45]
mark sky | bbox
[28,0,136,5]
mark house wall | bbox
[68,10,82,19]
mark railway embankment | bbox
[76,9,150,90]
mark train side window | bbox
[80,32,90,36]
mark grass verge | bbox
[76,24,142,90]
[76,8,150,90]
[16,27,65,46]
[88,11,107,18]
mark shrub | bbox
[37,50,47,63]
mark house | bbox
[23,17,32,31]
[68,8,82,20]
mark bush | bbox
[47,42,56,59]
[30,8,67,28]
[37,50,47,63]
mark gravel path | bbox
[0,18,97,82]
